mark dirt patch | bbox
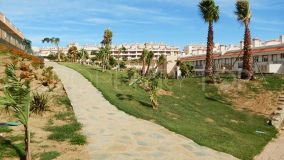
[205,118,215,123]
[0,55,89,160]
[216,80,280,116]
[157,89,173,96]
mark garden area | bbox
[62,62,282,160]
[0,51,88,160]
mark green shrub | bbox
[70,134,87,145]
[127,68,137,80]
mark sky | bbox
[0,0,283,49]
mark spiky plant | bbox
[0,64,31,160]
[235,0,253,80]
[199,0,219,82]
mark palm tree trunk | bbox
[24,124,31,160]
[205,21,214,80]
[141,60,146,76]
[241,22,253,80]
[57,45,61,62]
[145,61,151,76]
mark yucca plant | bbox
[0,64,32,160]
[30,92,49,115]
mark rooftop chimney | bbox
[252,38,261,48]
[280,35,284,44]
[240,41,244,49]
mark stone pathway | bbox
[47,62,238,160]
[255,130,284,160]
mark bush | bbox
[127,68,137,80]
[30,92,49,114]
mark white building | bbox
[180,35,284,74]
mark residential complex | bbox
[0,12,24,50]
[180,35,284,74]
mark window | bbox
[281,53,284,59]
[253,56,259,62]
[272,54,278,62]
[262,55,268,62]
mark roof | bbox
[180,44,284,61]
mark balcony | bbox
[0,12,24,40]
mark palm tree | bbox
[22,39,32,54]
[0,64,31,160]
[117,45,127,70]
[140,48,149,76]
[100,29,113,72]
[78,49,89,62]
[67,46,78,62]
[199,0,219,81]
[155,54,167,75]
[145,51,154,76]
[42,37,61,61]
[235,0,253,80]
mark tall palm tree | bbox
[199,0,219,81]
[42,37,61,61]
[235,0,253,80]
[145,51,154,76]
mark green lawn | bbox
[62,63,277,160]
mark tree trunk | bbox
[145,61,151,76]
[57,45,61,62]
[24,124,31,160]
[241,21,253,80]
[141,59,146,76]
[205,21,214,81]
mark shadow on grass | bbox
[138,101,152,108]
[0,136,25,160]
[116,94,134,101]
[205,95,231,105]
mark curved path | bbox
[47,62,238,160]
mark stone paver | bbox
[255,130,284,160]
[47,62,238,160]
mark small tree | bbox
[0,64,32,160]
[130,74,159,109]
[22,39,33,54]
[180,62,193,78]
[145,51,154,76]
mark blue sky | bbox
[0,0,283,48]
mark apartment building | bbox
[0,12,24,50]
[180,35,284,74]
[34,43,180,76]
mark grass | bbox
[62,62,278,160]
[39,151,60,160]
[56,95,72,110]
[0,126,12,133]
[262,74,284,91]
[45,121,86,145]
